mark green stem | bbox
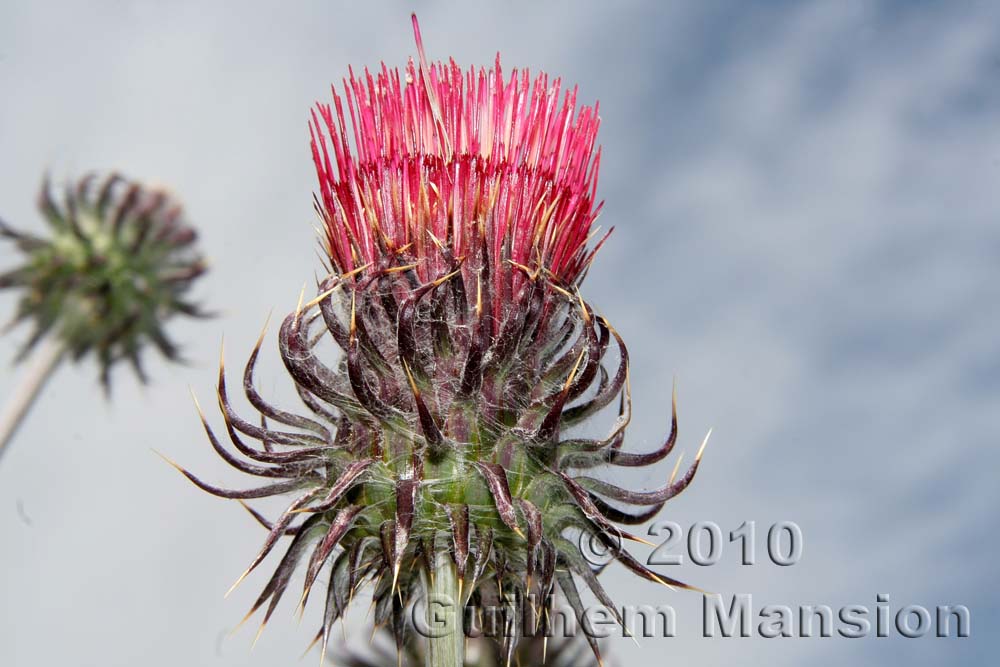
[425,552,464,667]
[0,337,65,463]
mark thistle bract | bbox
[180,17,705,663]
[0,173,208,386]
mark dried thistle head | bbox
[174,15,706,664]
[0,173,209,387]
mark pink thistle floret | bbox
[309,15,608,310]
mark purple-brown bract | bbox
[174,15,706,664]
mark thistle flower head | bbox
[0,173,208,387]
[179,16,705,663]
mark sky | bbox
[0,2,997,666]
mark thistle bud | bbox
[0,173,208,387]
[177,16,706,664]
